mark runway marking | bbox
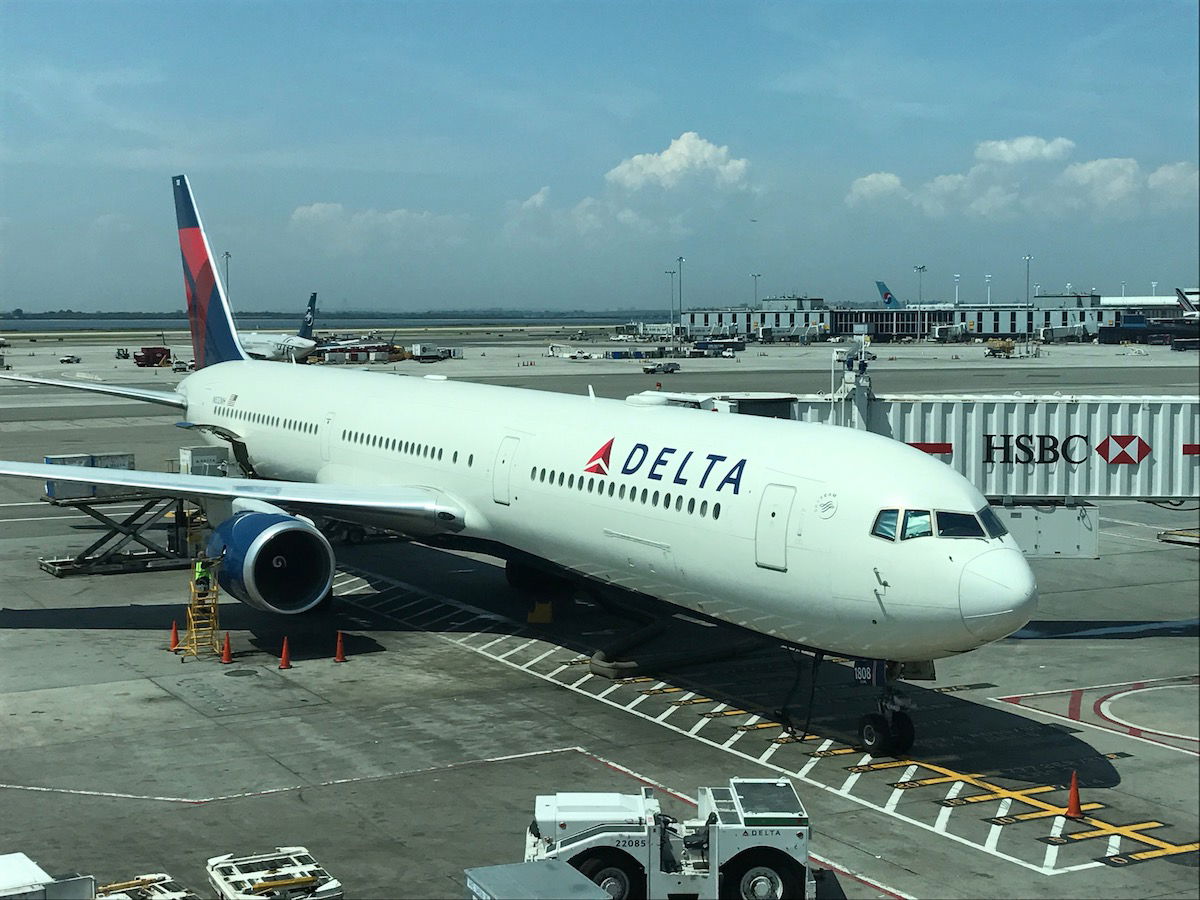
[986,798,1012,851]
[885,765,918,812]
[332,565,1199,878]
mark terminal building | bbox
[679,293,1193,343]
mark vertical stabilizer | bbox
[298,292,318,339]
[876,281,905,309]
[173,175,249,368]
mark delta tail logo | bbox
[584,438,614,475]
[583,438,747,493]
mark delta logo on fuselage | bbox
[584,438,747,494]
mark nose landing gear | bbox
[858,663,916,756]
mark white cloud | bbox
[288,202,467,256]
[1058,158,1141,209]
[1147,161,1200,206]
[605,132,748,191]
[520,186,550,210]
[845,172,908,207]
[974,136,1075,164]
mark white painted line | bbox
[656,692,692,721]
[0,782,197,804]
[934,781,964,832]
[723,716,757,748]
[521,648,557,669]
[626,683,665,710]
[1099,685,1200,741]
[756,733,788,764]
[545,664,570,679]
[885,765,918,812]
[477,635,508,651]
[689,704,722,734]
[1105,834,1121,857]
[985,798,1012,851]
[839,754,872,793]
[596,682,623,699]
[569,673,592,689]
[455,632,483,644]
[497,639,536,660]
[797,739,833,778]
[1042,815,1065,870]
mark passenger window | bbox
[978,506,1009,538]
[871,509,899,541]
[936,511,986,538]
[901,509,932,540]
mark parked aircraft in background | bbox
[876,281,906,309]
[0,175,1038,756]
[237,292,318,361]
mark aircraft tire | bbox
[719,849,805,899]
[858,713,894,756]
[890,711,915,755]
[573,849,645,900]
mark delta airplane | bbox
[237,293,319,361]
[0,176,1038,754]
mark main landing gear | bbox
[857,662,916,757]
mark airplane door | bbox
[755,484,796,571]
[321,412,335,462]
[492,436,520,505]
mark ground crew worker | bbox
[193,556,214,592]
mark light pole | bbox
[1066,282,1072,295]
[985,273,992,304]
[222,251,231,298]
[665,269,676,341]
[1121,281,1127,297]
[751,273,762,305]
[953,273,960,303]
[1022,254,1033,303]
[1034,282,1040,297]
[1151,281,1158,296]
[913,264,926,303]
[677,256,686,315]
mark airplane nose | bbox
[960,548,1038,641]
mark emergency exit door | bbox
[492,436,520,505]
[755,484,796,571]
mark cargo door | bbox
[755,483,796,571]
[492,436,520,505]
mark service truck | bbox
[525,777,814,899]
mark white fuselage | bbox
[180,361,1037,661]
[237,333,317,361]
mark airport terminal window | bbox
[871,509,899,541]
[936,511,986,539]
[901,509,933,540]
[977,506,1009,539]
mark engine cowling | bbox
[206,511,335,614]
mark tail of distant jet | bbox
[173,175,249,369]
[297,293,318,339]
[876,281,905,309]
[1176,288,1199,318]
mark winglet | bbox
[173,175,248,369]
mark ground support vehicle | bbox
[525,778,815,899]
[642,362,681,374]
[206,847,342,900]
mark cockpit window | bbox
[901,509,932,540]
[978,505,1009,538]
[871,509,898,540]
[936,511,986,538]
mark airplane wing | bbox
[0,373,187,409]
[0,461,465,534]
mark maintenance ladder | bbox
[178,559,222,659]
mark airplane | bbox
[875,281,905,309]
[0,175,1038,756]
[237,293,319,361]
[1175,288,1199,320]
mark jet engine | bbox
[206,510,335,614]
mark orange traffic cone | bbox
[279,636,293,670]
[1066,771,1083,819]
[169,621,180,651]
[334,631,348,663]
[220,633,233,664]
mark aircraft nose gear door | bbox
[755,484,796,571]
[492,436,520,505]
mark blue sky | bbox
[1,1,1197,313]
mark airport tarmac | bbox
[1,333,1197,899]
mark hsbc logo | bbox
[984,433,1152,465]
[585,438,748,494]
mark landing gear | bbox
[856,666,916,757]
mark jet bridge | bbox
[638,369,1198,559]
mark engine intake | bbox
[207,511,335,614]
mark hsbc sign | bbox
[984,433,1152,465]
